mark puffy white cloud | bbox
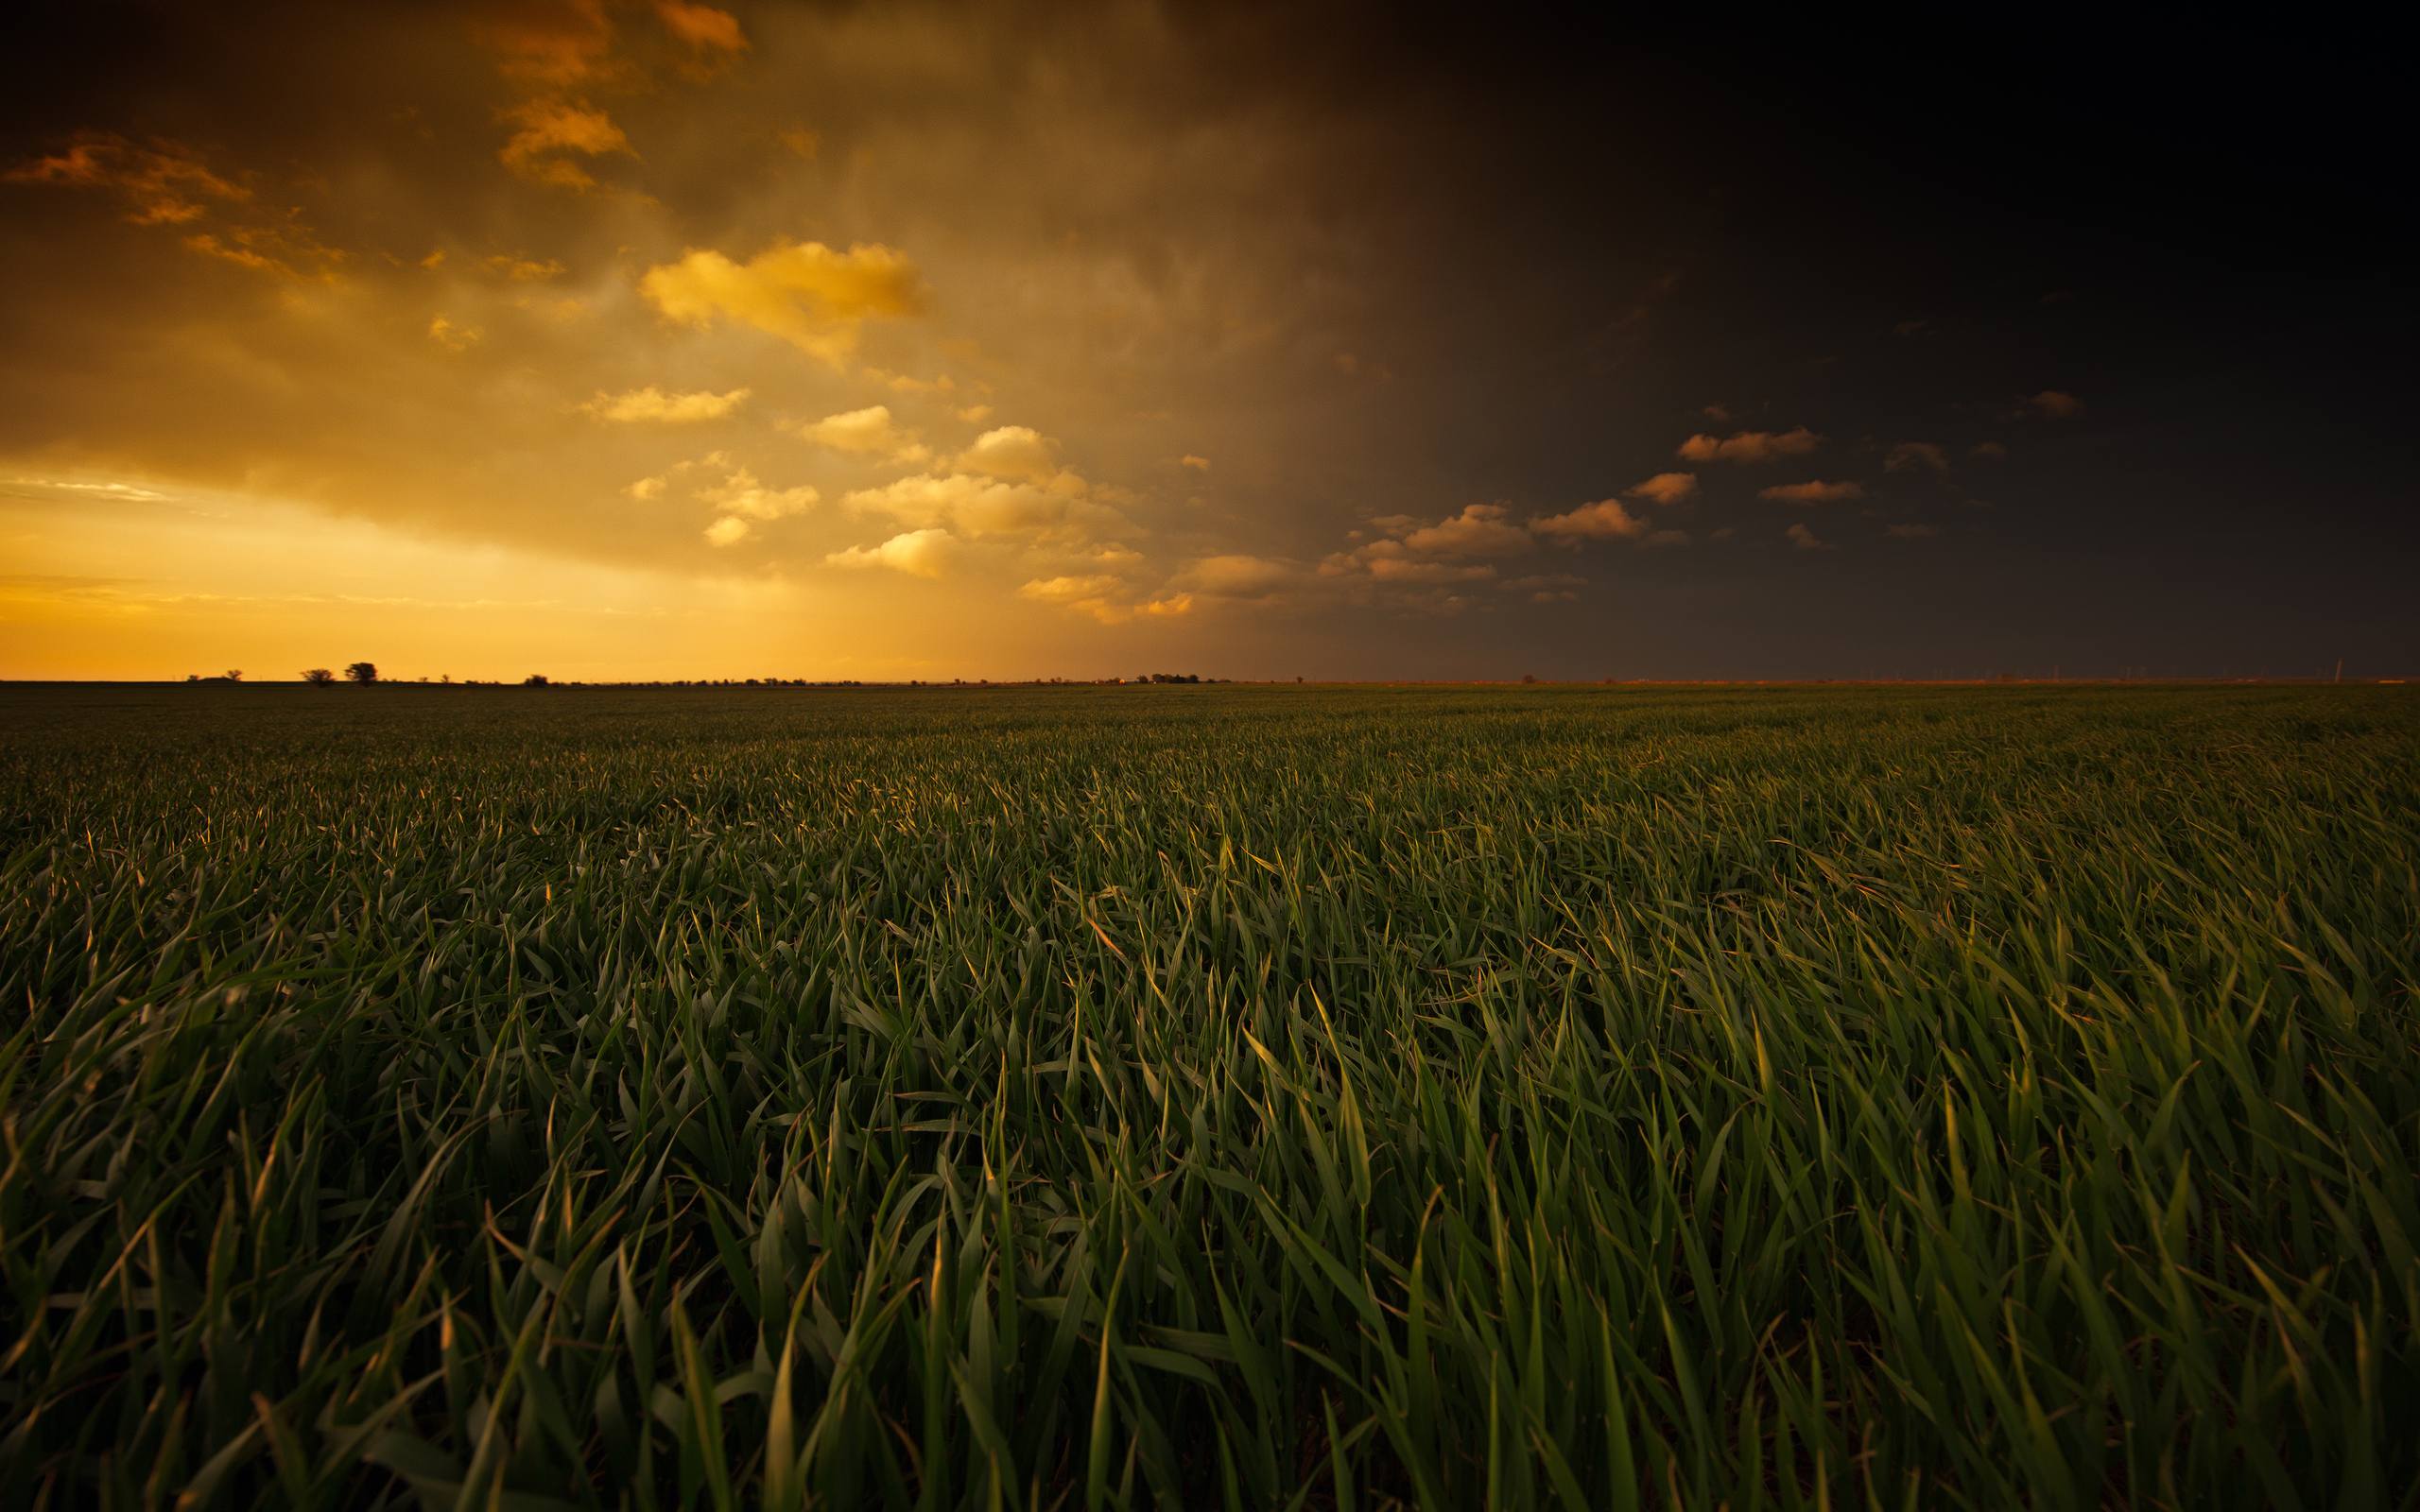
[583,386,752,422]
[841,468,1130,541]
[640,240,925,366]
[1677,426,1822,463]
[1402,503,1532,557]
[954,425,1060,482]
[1786,523,1830,550]
[703,515,752,547]
[2025,390,2083,419]
[797,404,928,462]
[1018,574,1191,624]
[1180,454,1211,471]
[825,527,956,577]
[698,466,817,521]
[1531,498,1649,540]
[1758,480,1863,504]
[1624,472,1699,506]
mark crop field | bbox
[2,681,2416,1510]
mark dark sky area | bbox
[2,3,2410,679]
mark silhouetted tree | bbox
[302,667,335,685]
[223,669,243,682]
[523,673,549,687]
[345,662,378,684]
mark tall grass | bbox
[2,683,2414,1508]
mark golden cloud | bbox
[583,386,751,422]
[841,471,1129,542]
[488,253,567,282]
[6,133,248,226]
[654,1,747,52]
[692,467,818,545]
[1402,503,1532,557]
[1624,472,1699,506]
[826,528,956,577]
[954,425,1061,482]
[640,240,925,366]
[1677,426,1823,463]
[427,316,482,352]
[798,404,929,462]
[497,98,633,189]
[1530,498,1648,540]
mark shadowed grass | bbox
[2,682,2415,1508]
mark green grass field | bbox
[3,683,2415,1509]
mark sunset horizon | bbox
[5,9,2415,1507]
[6,4,2410,682]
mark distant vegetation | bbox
[3,683,2414,1506]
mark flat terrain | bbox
[3,683,2415,1509]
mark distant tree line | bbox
[189,667,1231,688]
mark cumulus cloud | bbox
[841,470,1129,541]
[797,404,928,462]
[1971,440,2009,460]
[1624,472,1699,506]
[826,527,955,577]
[653,1,746,52]
[1884,441,1948,473]
[1402,503,1533,557]
[639,240,925,366]
[1017,575,1192,624]
[583,386,751,422]
[954,425,1060,482]
[626,474,665,500]
[2025,390,2083,419]
[1180,454,1211,471]
[1531,498,1649,540]
[497,98,632,189]
[1786,523,1830,550]
[693,467,817,544]
[1677,426,1823,463]
[1759,480,1864,504]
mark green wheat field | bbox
[3,682,2415,1510]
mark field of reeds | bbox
[3,681,2415,1509]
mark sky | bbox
[1,2,2411,681]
